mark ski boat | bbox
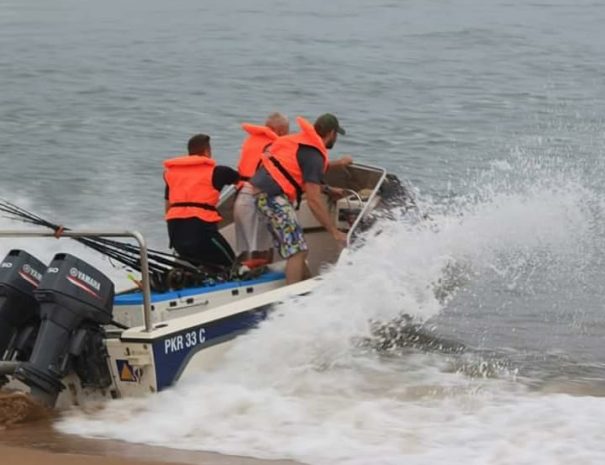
[0,163,409,409]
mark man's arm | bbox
[328,155,353,168]
[298,146,348,243]
[306,182,347,243]
[164,182,170,214]
[212,166,240,190]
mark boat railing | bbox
[0,230,154,332]
[345,163,387,247]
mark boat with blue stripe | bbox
[0,163,411,412]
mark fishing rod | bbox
[0,199,201,277]
[1,199,272,291]
[0,201,158,270]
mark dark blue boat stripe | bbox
[167,330,250,385]
[151,305,271,390]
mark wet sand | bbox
[0,444,189,465]
[0,420,300,465]
[0,393,298,465]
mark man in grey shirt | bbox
[251,113,352,284]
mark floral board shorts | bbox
[255,193,308,259]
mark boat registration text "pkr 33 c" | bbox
[164,328,206,354]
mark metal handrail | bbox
[341,188,364,208]
[0,229,154,332]
[345,163,388,247]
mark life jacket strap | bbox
[168,202,218,212]
[267,156,303,209]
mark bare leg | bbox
[286,250,308,284]
[303,260,311,280]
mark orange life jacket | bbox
[163,155,222,223]
[237,123,279,181]
[260,117,329,205]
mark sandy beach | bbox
[0,444,189,465]
[0,419,299,465]
[0,392,296,465]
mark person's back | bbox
[233,113,289,261]
[238,113,289,174]
[164,134,239,268]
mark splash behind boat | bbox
[0,163,409,410]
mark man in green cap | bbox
[250,113,353,284]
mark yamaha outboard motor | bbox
[0,250,46,361]
[14,253,115,407]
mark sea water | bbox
[2,0,605,463]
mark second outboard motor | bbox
[0,250,46,361]
[15,253,115,406]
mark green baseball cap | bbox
[314,113,346,135]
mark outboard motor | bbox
[0,250,46,362]
[14,253,115,407]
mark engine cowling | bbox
[0,250,46,361]
[14,253,115,406]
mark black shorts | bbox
[167,218,235,268]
